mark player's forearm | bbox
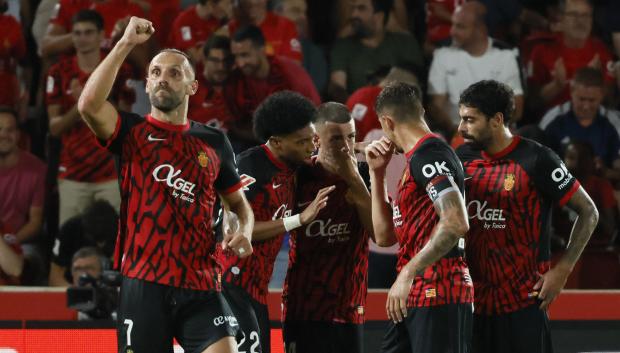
[15,218,43,243]
[252,220,287,241]
[558,199,598,271]
[78,40,134,119]
[370,170,397,246]
[229,199,255,242]
[0,240,24,278]
[40,32,73,58]
[49,105,81,137]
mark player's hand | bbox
[533,266,571,310]
[222,231,253,258]
[386,271,412,323]
[119,16,154,46]
[365,137,394,172]
[552,57,568,87]
[300,185,336,225]
[328,144,360,181]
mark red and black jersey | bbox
[216,145,296,304]
[394,134,473,308]
[188,79,234,132]
[99,112,242,291]
[46,53,135,182]
[0,14,26,108]
[282,159,369,324]
[228,12,302,62]
[224,56,320,129]
[168,5,221,51]
[457,136,580,315]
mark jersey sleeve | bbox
[409,142,464,203]
[532,145,580,206]
[236,155,263,202]
[97,111,143,155]
[214,131,242,194]
[45,64,63,106]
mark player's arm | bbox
[40,23,73,58]
[534,187,598,309]
[219,189,254,258]
[252,186,335,241]
[0,237,23,278]
[365,137,397,246]
[78,17,153,140]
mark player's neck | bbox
[255,57,270,79]
[464,36,488,57]
[149,104,189,126]
[485,129,514,155]
[264,142,290,167]
[361,29,385,48]
[0,149,19,169]
[77,50,101,73]
[396,121,432,153]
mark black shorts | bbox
[283,321,363,353]
[222,283,270,353]
[117,277,240,353]
[381,303,473,353]
[473,303,553,353]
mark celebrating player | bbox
[217,91,334,353]
[366,82,473,353]
[78,17,254,353]
[456,80,599,353]
[282,102,373,353]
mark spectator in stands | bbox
[169,0,231,64]
[50,200,117,286]
[275,0,328,94]
[225,25,320,151]
[188,35,235,131]
[539,67,620,184]
[0,108,46,245]
[528,0,614,110]
[426,0,465,47]
[428,1,524,138]
[329,0,423,102]
[46,10,135,226]
[0,0,28,112]
[70,247,106,286]
[558,141,618,246]
[225,0,302,62]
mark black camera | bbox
[66,270,122,319]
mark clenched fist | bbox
[120,16,154,46]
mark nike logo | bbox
[273,182,282,189]
[148,133,166,142]
[297,201,312,207]
[464,176,473,181]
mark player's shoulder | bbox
[236,145,280,181]
[188,121,228,143]
[414,134,455,155]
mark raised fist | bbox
[120,16,154,46]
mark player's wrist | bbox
[283,214,302,231]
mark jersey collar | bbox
[146,114,190,132]
[481,135,521,160]
[405,133,439,159]
[261,144,290,171]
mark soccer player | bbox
[282,102,372,353]
[365,82,473,353]
[78,17,254,353]
[456,80,599,353]
[217,91,334,353]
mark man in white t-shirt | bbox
[428,1,524,138]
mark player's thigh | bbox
[283,321,330,353]
[222,285,263,353]
[250,298,270,353]
[510,305,554,353]
[407,304,473,353]
[380,317,412,353]
[117,277,173,353]
[201,336,238,353]
[175,290,241,353]
[332,323,364,353]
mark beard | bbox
[149,88,182,113]
[461,133,487,151]
[350,19,372,39]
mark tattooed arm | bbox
[534,187,598,309]
[386,177,469,323]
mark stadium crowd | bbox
[0,0,618,295]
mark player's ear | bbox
[188,79,198,96]
[491,112,504,128]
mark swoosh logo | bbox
[148,133,166,142]
[273,182,282,189]
[297,201,312,208]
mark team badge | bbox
[357,306,365,315]
[198,151,209,168]
[504,174,515,191]
[425,288,436,298]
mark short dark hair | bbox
[203,35,231,58]
[375,82,424,122]
[72,246,107,270]
[315,102,351,125]
[458,80,515,126]
[253,91,317,142]
[232,25,265,48]
[155,48,196,78]
[72,9,104,31]
[371,0,393,23]
[0,106,18,121]
[573,67,604,88]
